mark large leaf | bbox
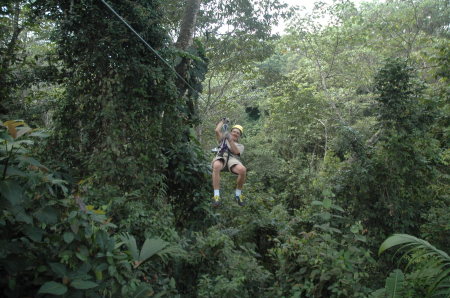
[37,281,68,295]
[70,279,98,289]
[16,155,49,171]
[3,120,26,139]
[34,206,58,224]
[323,198,332,209]
[379,234,450,264]
[11,205,33,224]
[29,130,50,138]
[68,263,93,280]
[0,130,14,142]
[120,234,170,268]
[49,263,68,278]
[75,246,89,262]
[370,288,386,298]
[379,234,420,255]
[15,126,33,139]
[138,238,169,263]
[132,284,154,297]
[0,165,27,177]
[385,269,405,298]
[95,230,111,250]
[23,225,44,242]
[0,180,25,205]
[10,139,34,146]
[311,200,322,206]
[63,232,75,244]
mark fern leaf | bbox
[156,245,186,263]
[119,233,139,261]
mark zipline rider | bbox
[211,119,246,207]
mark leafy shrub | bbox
[0,121,181,297]
[321,59,442,248]
[269,198,375,297]
[181,227,272,297]
[420,198,450,251]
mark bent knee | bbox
[212,160,224,171]
[235,165,247,175]
[242,166,247,175]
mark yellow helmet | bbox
[231,125,244,135]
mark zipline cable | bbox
[99,0,202,97]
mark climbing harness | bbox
[212,118,232,167]
[212,118,244,172]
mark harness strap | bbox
[216,138,231,169]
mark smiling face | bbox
[230,128,241,141]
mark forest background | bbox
[1,0,449,297]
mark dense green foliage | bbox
[1,0,449,297]
[0,121,184,296]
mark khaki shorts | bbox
[212,154,243,173]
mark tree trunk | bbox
[175,0,201,50]
[174,0,202,114]
[1,2,23,115]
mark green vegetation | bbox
[1,0,448,297]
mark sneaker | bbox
[235,194,245,206]
[211,195,221,207]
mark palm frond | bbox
[118,233,175,268]
[379,234,450,298]
[119,233,139,261]
[379,234,450,262]
[138,238,169,264]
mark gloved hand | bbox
[223,132,231,141]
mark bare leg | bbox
[231,164,246,189]
[212,160,224,190]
